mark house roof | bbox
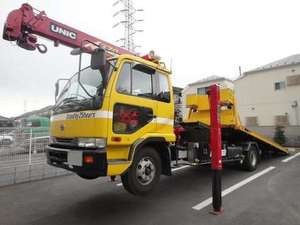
[14,105,53,120]
[0,115,9,121]
[188,75,232,86]
[244,54,300,76]
[173,86,183,93]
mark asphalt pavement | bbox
[0,151,299,225]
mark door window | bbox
[132,66,153,98]
[116,63,131,94]
[116,62,155,99]
[156,72,170,103]
[113,103,153,134]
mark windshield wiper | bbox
[62,97,78,103]
[53,97,87,112]
[59,85,71,99]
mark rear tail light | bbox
[83,155,94,164]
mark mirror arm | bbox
[106,60,117,71]
[76,40,100,98]
[55,78,70,103]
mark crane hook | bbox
[36,43,47,53]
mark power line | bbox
[112,0,144,52]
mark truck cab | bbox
[47,54,175,195]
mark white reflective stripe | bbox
[51,114,66,121]
[95,110,113,119]
[51,110,112,121]
[51,111,173,125]
[155,117,174,126]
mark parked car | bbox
[21,116,50,153]
[0,133,14,145]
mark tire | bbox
[242,146,258,171]
[121,146,161,195]
[76,172,99,180]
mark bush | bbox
[273,126,286,145]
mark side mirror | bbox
[91,48,106,70]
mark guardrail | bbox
[0,162,71,187]
[0,127,49,162]
[0,127,71,187]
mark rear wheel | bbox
[242,146,258,171]
[121,146,161,195]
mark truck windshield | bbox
[53,60,115,114]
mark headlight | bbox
[49,136,56,144]
[78,138,106,148]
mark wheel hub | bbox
[136,157,156,185]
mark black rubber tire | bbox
[242,146,258,171]
[76,172,99,180]
[121,146,161,195]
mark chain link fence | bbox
[0,128,71,187]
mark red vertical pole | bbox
[208,84,223,214]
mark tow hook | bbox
[36,43,47,53]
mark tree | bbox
[273,126,286,145]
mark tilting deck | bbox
[184,88,288,155]
[236,125,288,154]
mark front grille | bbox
[48,150,67,163]
[54,137,78,148]
[55,137,74,143]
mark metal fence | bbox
[0,127,71,187]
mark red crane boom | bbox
[2,3,134,56]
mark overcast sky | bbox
[1,0,300,117]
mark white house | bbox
[235,54,300,146]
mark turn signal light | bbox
[111,137,122,142]
[83,155,94,164]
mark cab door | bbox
[107,60,158,150]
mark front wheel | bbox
[121,146,161,195]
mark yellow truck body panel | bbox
[49,54,175,176]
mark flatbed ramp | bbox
[184,88,288,155]
[235,125,288,154]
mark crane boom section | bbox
[3,3,133,56]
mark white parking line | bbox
[192,166,276,211]
[171,165,190,172]
[116,165,191,186]
[281,152,300,163]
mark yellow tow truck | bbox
[2,3,288,195]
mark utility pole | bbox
[239,65,242,77]
[113,0,144,52]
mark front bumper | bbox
[46,145,107,177]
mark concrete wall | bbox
[235,65,300,127]
[235,64,300,146]
[248,126,300,147]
